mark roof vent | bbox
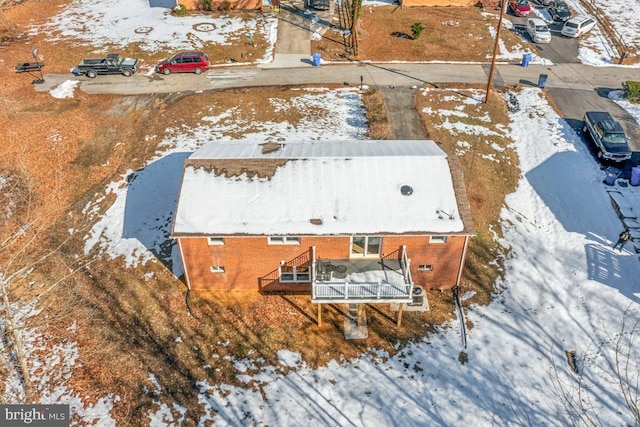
[400,185,413,196]
[310,218,323,225]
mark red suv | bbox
[508,0,531,17]
[156,52,210,75]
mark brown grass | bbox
[0,0,524,424]
[312,5,527,61]
[414,85,519,306]
[361,87,391,139]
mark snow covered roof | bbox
[172,140,472,236]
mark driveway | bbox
[548,86,640,154]
[507,8,580,64]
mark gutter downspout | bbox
[177,238,199,319]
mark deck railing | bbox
[400,245,413,286]
[312,281,412,301]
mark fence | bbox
[579,0,630,64]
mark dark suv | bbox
[583,111,632,162]
[156,52,210,75]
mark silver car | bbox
[561,15,596,38]
[526,18,552,44]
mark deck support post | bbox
[397,303,404,326]
[357,304,364,326]
[318,303,322,327]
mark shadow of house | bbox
[525,149,614,237]
[122,152,191,274]
[150,0,177,7]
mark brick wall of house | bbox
[383,235,466,290]
[178,234,467,291]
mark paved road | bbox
[33,1,640,153]
[34,62,640,94]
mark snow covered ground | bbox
[7,0,640,425]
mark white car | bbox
[561,15,596,38]
[526,18,551,44]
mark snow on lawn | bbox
[163,88,638,426]
[29,0,277,62]
[0,299,119,425]
[82,87,368,275]
[49,80,80,99]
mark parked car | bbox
[74,53,139,78]
[155,52,210,75]
[583,111,632,162]
[548,1,571,22]
[525,18,551,44]
[561,14,596,38]
[509,0,531,17]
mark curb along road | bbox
[36,62,640,95]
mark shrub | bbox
[203,0,212,10]
[623,81,640,103]
[411,22,425,40]
[173,4,188,16]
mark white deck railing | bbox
[312,281,412,302]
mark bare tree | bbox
[548,307,640,427]
[0,168,93,403]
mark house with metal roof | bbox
[171,139,474,325]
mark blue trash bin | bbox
[522,53,532,67]
[604,166,622,186]
[312,52,321,66]
[538,73,548,88]
[631,166,640,186]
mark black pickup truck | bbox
[583,111,632,163]
[74,54,139,78]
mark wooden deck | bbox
[312,259,413,304]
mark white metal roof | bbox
[172,140,466,236]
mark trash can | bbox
[312,52,321,66]
[522,53,532,67]
[604,165,622,186]
[538,73,548,88]
[631,166,640,186]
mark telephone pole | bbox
[485,1,506,104]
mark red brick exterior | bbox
[177,235,467,292]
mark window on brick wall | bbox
[207,237,225,245]
[268,236,301,245]
[350,236,382,257]
[279,265,311,282]
[210,266,225,273]
[418,265,433,271]
[430,235,447,244]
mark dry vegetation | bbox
[415,85,520,307]
[312,5,525,62]
[0,0,527,424]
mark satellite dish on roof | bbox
[400,185,413,196]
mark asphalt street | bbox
[32,1,640,153]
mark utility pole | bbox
[350,0,361,56]
[485,1,506,104]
